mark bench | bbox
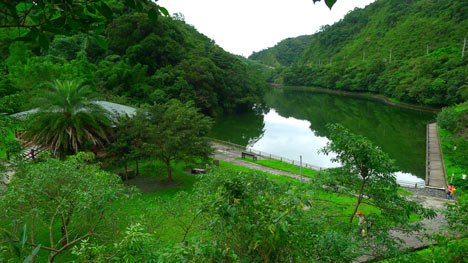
[191,168,207,174]
[241,151,257,160]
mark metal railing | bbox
[245,148,326,171]
[211,138,426,188]
[398,179,425,189]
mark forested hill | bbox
[248,35,313,67]
[254,0,468,107]
[0,6,266,116]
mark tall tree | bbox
[320,124,433,223]
[141,99,213,181]
[24,79,111,157]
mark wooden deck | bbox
[426,123,447,189]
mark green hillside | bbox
[254,0,468,107]
[0,5,266,116]
[249,35,313,67]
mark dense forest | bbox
[249,35,313,67]
[0,3,266,117]
[249,0,468,108]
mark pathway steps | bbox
[426,123,447,189]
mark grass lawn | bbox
[236,157,321,177]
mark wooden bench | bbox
[241,151,257,160]
[191,168,207,174]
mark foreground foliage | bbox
[0,153,132,262]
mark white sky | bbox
[158,0,376,57]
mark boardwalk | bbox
[426,123,447,189]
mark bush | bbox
[437,106,460,134]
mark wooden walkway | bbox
[426,123,447,189]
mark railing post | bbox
[6,150,9,161]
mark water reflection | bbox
[210,88,436,180]
[250,110,336,168]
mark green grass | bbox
[219,160,421,222]
[4,159,201,262]
[2,158,422,261]
[0,127,18,160]
[380,238,468,262]
[237,158,415,196]
[438,126,468,194]
[236,157,321,178]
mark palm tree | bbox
[24,80,111,157]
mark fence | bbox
[211,138,426,188]
[245,148,326,171]
[397,179,425,189]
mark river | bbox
[210,88,436,182]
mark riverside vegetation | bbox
[1,0,468,262]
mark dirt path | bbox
[212,141,450,258]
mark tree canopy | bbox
[24,80,112,157]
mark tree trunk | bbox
[136,159,139,176]
[60,216,68,248]
[31,216,35,263]
[350,170,369,223]
[123,159,128,182]
[166,159,173,181]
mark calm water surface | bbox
[210,88,436,180]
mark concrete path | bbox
[426,123,447,189]
[212,141,309,182]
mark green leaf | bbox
[86,4,97,14]
[325,0,337,9]
[84,36,90,49]
[38,33,50,51]
[16,3,33,11]
[148,8,159,23]
[18,30,38,42]
[95,35,108,50]
[23,245,41,263]
[158,6,170,17]
[98,2,113,20]
[9,28,29,39]
[4,232,20,258]
[21,225,27,249]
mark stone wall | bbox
[403,186,448,199]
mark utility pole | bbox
[462,38,466,58]
[389,49,392,63]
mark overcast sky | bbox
[158,0,376,57]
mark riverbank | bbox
[271,84,441,113]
